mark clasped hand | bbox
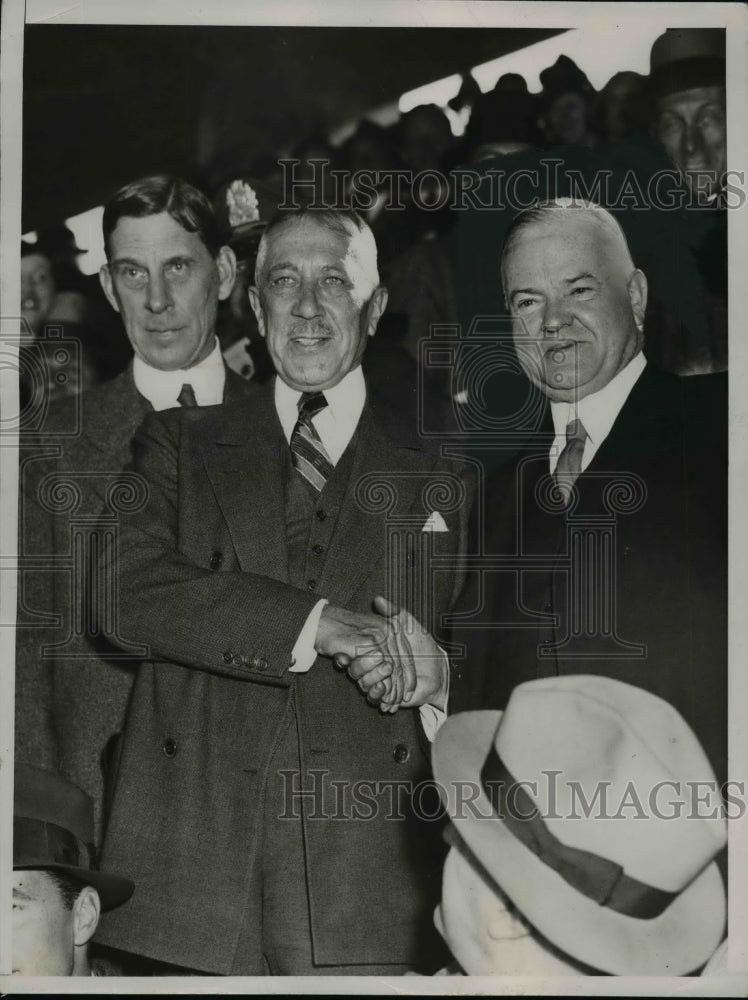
[314,597,446,713]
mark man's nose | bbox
[145,272,173,313]
[684,119,704,157]
[541,297,573,336]
[291,280,322,319]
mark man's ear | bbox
[73,886,100,948]
[216,245,237,301]
[247,287,266,338]
[99,265,120,314]
[627,269,648,331]
[364,286,389,338]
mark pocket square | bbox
[422,511,449,533]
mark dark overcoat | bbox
[451,365,727,786]
[15,364,252,835]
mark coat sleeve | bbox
[105,410,320,686]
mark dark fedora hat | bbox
[14,763,133,910]
[649,28,725,98]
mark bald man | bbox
[451,199,727,787]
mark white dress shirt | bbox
[276,367,446,735]
[549,351,646,473]
[133,338,226,411]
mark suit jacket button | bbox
[316,509,326,521]
[209,551,223,570]
[307,579,317,591]
[256,658,268,672]
[233,654,244,666]
[312,544,324,556]
[393,744,410,764]
[162,737,178,758]
[222,651,233,664]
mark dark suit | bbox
[96,378,473,973]
[451,364,727,785]
[15,363,252,835]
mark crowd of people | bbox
[13,27,730,979]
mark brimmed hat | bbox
[212,176,282,262]
[433,676,726,975]
[35,225,87,258]
[649,28,725,99]
[14,763,134,910]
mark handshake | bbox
[314,596,448,713]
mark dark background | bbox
[23,24,565,229]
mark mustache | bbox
[288,321,334,338]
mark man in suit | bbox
[16,175,253,837]
[96,208,472,975]
[451,198,727,787]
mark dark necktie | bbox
[177,383,198,408]
[554,417,588,505]
[290,392,334,494]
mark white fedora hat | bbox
[432,676,726,975]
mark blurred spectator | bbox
[598,71,649,143]
[35,225,89,325]
[341,120,417,264]
[447,72,482,135]
[212,174,283,382]
[20,241,102,403]
[538,55,598,148]
[397,103,454,175]
[13,763,133,976]
[21,241,57,337]
[289,132,343,205]
[464,73,540,162]
[649,28,726,204]
[647,28,727,372]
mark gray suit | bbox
[96,378,473,973]
[15,363,252,836]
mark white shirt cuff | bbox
[419,646,449,742]
[289,599,329,673]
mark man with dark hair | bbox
[97,207,472,976]
[12,763,133,975]
[16,174,254,837]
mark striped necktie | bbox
[290,392,334,494]
[554,417,588,505]
[177,383,198,408]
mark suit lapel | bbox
[201,384,290,581]
[318,404,436,609]
[82,367,152,461]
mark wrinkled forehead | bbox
[657,84,726,115]
[260,215,378,303]
[263,215,354,263]
[108,212,204,258]
[504,210,628,277]
[21,253,53,276]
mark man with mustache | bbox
[16,176,253,839]
[97,208,471,975]
[451,198,727,790]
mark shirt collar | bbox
[550,350,646,445]
[274,365,367,444]
[133,338,225,411]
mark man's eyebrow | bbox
[564,272,600,285]
[111,256,145,268]
[509,286,542,300]
[266,261,300,273]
